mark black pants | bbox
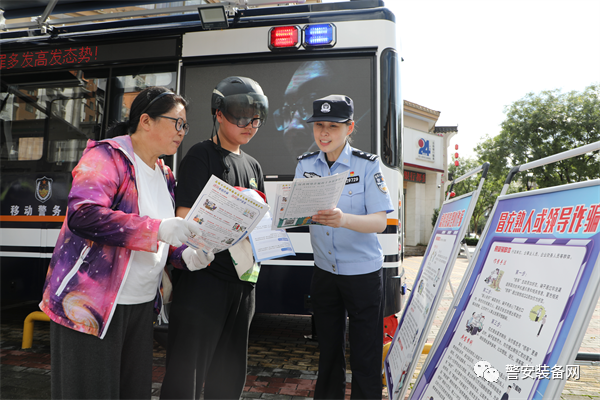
[311,266,384,400]
[50,301,154,399]
[160,270,255,400]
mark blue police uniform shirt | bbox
[295,142,394,276]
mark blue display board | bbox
[385,192,476,400]
[410,180,600,400]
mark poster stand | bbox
[461,241,472,262]
[409,141,600,400]
[383,163,489,400]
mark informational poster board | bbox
[384,190,478,400]
[410,180,600,400]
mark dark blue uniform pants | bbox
[311,266,384,400]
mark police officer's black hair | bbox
[106,87,188,137]
[344,120,356,144]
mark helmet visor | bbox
[221,93,269,127]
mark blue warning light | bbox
[303,24,336,48]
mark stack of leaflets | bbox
[184,175,269,254]
[248,209,295,262]
[271,171,349,229]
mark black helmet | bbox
[211,76,268,127]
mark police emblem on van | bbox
[374,173,388,194]
[35,177,53,203]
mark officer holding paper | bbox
[295,95,394,399]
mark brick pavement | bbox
[1,250,598,399]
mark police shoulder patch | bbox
[352,150,378,161]
[297,151,319,160]
[374,172,389,194]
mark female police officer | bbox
[295,95,394,399]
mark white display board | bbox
[384,163,489,400]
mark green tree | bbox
[447,157,480,194]
[476,84,600,190]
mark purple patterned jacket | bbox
[40,135,181,339]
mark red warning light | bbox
[269,26,301,50]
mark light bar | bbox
[268,26,301,50]
[303,24,336,48]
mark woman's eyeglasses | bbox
[158,115,189,135]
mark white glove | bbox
[182,247,215,271]
[158,217,202,247]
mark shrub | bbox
[464,237,479,246]
[431,207,440,228]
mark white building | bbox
[403,101,457,247]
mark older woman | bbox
[40,87,211,399]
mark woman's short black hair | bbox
[107,86,188,137]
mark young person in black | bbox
[160,76,268,400]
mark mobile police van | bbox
[0,0,404,324]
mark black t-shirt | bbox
[176,139,265,283]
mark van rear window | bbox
[182,57,374,177]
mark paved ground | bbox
[1,250,598,399]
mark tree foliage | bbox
[444,84,598,237]
[476,84,600,189]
